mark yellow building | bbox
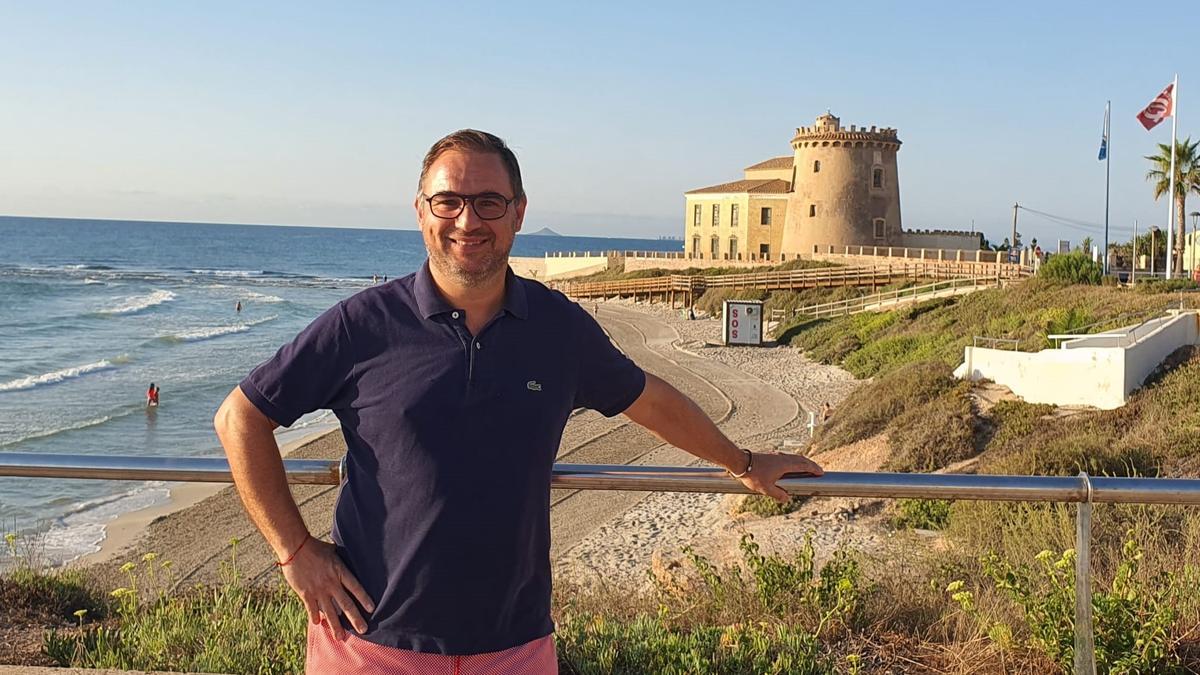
[684,157,792,262]
[685,112,979,261]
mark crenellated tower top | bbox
[791,112,901,150]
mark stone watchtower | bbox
[780,112,903,256]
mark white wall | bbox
[955,311,1199,410]
[956,346,1127,409]
[1122,312,1198,394]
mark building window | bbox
[813,160,820,173]
[809,204,817,217]
[711,204,720,227]
[693,204,701,227]
[759,243,770,260]
[873,218,886,239]
[731,204,739,228]
[872,167,883,188]
[692,236,700,256]
[761,207,772,225]
[710,236,719,258]
[729,238,738,260]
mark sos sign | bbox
[722,300,764,346]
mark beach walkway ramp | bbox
[780,275,1001,320]
[954,310,1200,409]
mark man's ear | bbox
[513,196,527,233]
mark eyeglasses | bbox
[421,192,517,221]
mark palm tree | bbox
[1145,137,1200,273]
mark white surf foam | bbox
[39,483,172,565]
[0,358,123,392]
[190,269,265,277]
[168,315,278,342]
[99,289,176,315]
[242,291,284,303]
[0,414,115,448]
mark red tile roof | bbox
[686,179,791,195]
[743,156,793,170]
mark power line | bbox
[1017,205,1135,237]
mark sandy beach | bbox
[74,423,341,569]
[77,298,874,593]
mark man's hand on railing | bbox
[280,536,376,641]
[733,451,824,504]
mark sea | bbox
[0,215,682,565]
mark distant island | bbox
[524,227,565,237]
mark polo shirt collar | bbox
[413,259,529,321]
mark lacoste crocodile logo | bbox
[526,380,542,392]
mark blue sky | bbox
[1,1,1198,244]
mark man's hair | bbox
[418,129,525,200]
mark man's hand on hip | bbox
[281,537,376,640]
[737,451,823,504]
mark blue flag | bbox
[1098,104,1109,161]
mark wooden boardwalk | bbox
[555,260,1031,307]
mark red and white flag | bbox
[1137,83,1175,130]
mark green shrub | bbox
[1134,278,1199,294]
[813,360,956,453]
[736,495,807,517]
[1038,306,1094,348]
[1039,252,1103,285]
[0,566,107,627]
[557,611,832,674]
[557,534,862,674]
[44,546,307,675]
[891,499,952,530]
[694,287,768,318]
[885,382,977,472]
[949,535,1183,672]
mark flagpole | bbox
[1167,74,1178,279]
[1104,100,1111,275]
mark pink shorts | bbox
[305,620,558,674]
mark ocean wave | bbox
[162,315,278,343]
[0,357,127,392]
[98,289,176,315]
[60,482,168,520]
[34,483,173,564]
[190,268,266,277]
[83,278,105,285]
[241,291,284,303]
[0,413,122,448]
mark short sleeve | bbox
[239,302,356,427]
[572,305,646,416]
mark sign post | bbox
[722,300,764,346]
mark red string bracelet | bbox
[275,534,312,567]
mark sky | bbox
[1,1,1198,244]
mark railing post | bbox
[1075,472,1096,675]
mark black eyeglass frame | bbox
[420,191,518,221]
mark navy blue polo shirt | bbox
[239,261,645,655]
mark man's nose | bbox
[454,201,484,229]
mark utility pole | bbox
[1151,226,1158,277]
[1011,203,1019,264]
[1191,212,1200,279]
[1132,219,1138,285]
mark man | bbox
[214,129,822,673]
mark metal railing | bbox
[5,453,1200,674]
[771,276,1000,320]
[972,336,1022,351]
